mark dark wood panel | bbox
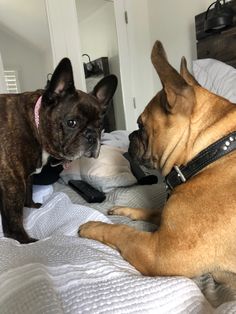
[195,0,236,68]
[197,26,236,66]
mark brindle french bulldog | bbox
[79,41,236,304]
[0,58,117,243]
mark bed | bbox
[1,3,236,313]
[0,128,235,314]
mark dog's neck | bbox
[34,96,42,129]
[189,89,236,158]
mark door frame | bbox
[0,52,6,93]
[113,0,136,131]
[45,0,86,91]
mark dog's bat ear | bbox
[151,41,194,114]
[180,57,199,86]
[151,41,187,89]
[92,74,118,115]
[151,41,168,64]
[43,58,75,103]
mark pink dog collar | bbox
[34,96,42,129]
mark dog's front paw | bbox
[25,237,38,244]
[10,234,38,244]
[108,206,127,216]
[31,202,42,209]
[108,206,140,220]
[78,221,106,240]
[24,201,42,209]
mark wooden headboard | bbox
[195,0,236,67]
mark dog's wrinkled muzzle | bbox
[129,130,139,141]
[128,129,153,168]
[128,130,143,160]
[83,141,101,159]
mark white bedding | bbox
[192,58,236,103]
[1,130,236,313]
[0,192,236,314]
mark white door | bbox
[112,0,135,131]
[114,0,155,130]
[120,0,155,129]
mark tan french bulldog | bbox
[79,41,236,301]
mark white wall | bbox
[77,2,126,129]
[78,3,117,61]
[115,0,212,130]
[147,0,214,92]
[0,26,52,92]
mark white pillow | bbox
[192,59,236,103]
[60,145,137,193]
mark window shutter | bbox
[4,70,20,93]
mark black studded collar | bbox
[165,131,236,190]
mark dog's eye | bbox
[67,119,77,128]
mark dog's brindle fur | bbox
[79,41,236,303]
[0,58,117,243]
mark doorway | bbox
[76,0,126,130]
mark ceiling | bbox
[0,0,112,54]
[0,0,51,53]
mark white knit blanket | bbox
[0,193,235,314]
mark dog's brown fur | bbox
[79,41,236,301]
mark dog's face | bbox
[129,41,200,175]
[40,58,117,163]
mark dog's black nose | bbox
[84,128,97,144]
[129,130,138,141]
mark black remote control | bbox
[68,180,106,203]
